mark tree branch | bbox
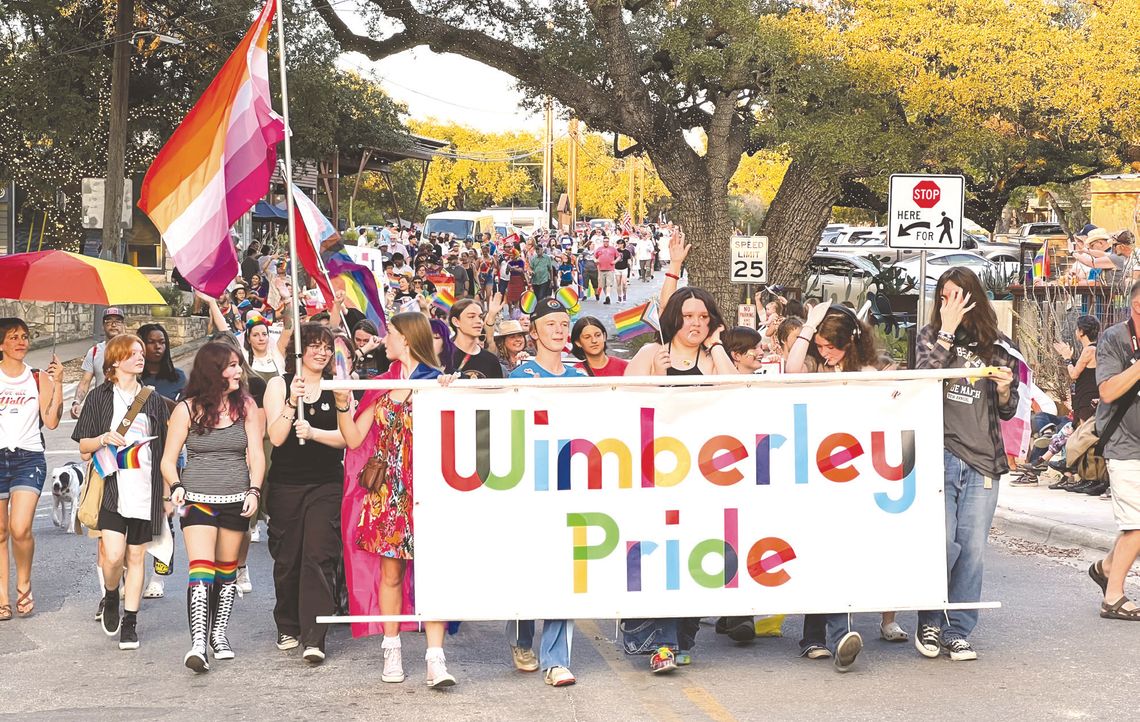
[317,2,627,133]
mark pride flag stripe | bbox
[138,0,285,297]
[188,560,215,585]
[214,560,238,583]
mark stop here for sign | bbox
[887,174,965,250]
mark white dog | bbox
[50,462,84,534]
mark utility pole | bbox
[567,118,579,230]
[638,158,645,225]
[102,0,133,261]
[627,156,636,225]
[542,98,554,231]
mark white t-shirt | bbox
[81,342,107,386]
[0,365,43,452]
[111,387,152,521]
[636,240,653,261]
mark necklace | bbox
[113,383,140,406]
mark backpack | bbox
[1065,383,1140,482]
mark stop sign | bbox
[912,180,941,208]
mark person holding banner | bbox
[263,324,347,665]
[335,312,457,689]
[781,301,888,670]
[75,335,170,652]
[915,267,1019,661]
[621,285,735,673]
[506,297,586,687]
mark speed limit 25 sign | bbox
[730,236,768,284]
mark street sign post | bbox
[730,235,768,285]
[887,174,965,327]
[887,175,964,250]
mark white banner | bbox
[412,378,949,620]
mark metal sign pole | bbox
[918,249,928,326]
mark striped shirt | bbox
[180,409,250,501]
[72,382,170,536]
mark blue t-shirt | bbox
[509,359,587,379]
[558,263,574,285]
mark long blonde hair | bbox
[391,312,441,369]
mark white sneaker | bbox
[142,579,165,599]
[382,638,405,683]
[303,646,326,664]
[425,651,456,688]
[236,566,252,594]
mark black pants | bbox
[534,281,552,300]
[268,482,341,650]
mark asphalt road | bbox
[6,274,1140,720]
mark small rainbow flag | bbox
[326,251,388,334]
[334,335,352,380]
[431,289,456,314]
[115,440,151,470]
[1032,249,1048,281]
[614,301,654,340]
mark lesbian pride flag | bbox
[139,0,285,297]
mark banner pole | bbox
[273,0,305,442]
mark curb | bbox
[993,506,1117,554]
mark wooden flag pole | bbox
[273,0,305,443]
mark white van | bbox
[423,211,496,242]
[486,207,551,235]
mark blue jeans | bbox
[918,450,1000,640]
[506,619,573,671]
[0,448,46,499]
[798,613,852,655]
[619,617,700,655]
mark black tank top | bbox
[666,344,704,376]
[1073,345,1098,411]
[267,373,344,486]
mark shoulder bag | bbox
[77,387,153,529]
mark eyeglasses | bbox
[306,343,332,354]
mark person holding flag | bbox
[74,335,170,651]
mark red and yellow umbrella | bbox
[0,250,165,305]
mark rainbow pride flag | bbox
[613,301,654,340]
[431,289,456,314]
[326,251,388,333]
[93,437,156,477]
[115,440,151,470]
[138,0,284,297]
[1032,248,1049,281]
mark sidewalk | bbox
[995,479,1119,553]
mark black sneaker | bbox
[119,614,139,650]
[915,624,940,658]
[941,638,977,661]
[101,591,120,637]
[276,633,300,651]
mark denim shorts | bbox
[0,447,47,499]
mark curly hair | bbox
[182,342,249,435]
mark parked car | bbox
[805,252,879,304]
[893,251,997,296]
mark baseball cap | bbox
[103,307,124,319]
[1113,229,1135,246]
[531,297,569,322]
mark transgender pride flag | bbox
[139,0,285,296]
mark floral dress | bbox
[355,392,414,558]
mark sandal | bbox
[16,588,34,618]
[1089,561,1109,596]
[0,604,11,621]
[880,621,909,642]
[1100,596,1140,621]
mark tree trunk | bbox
[671,185,739,317]
[761,158,843,293]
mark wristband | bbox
[285,399,297,409]
[665,272,680,280]
[937,330,955,344]
[246,487,261,497]
[169,482,184,496]
[336,405,351,413]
